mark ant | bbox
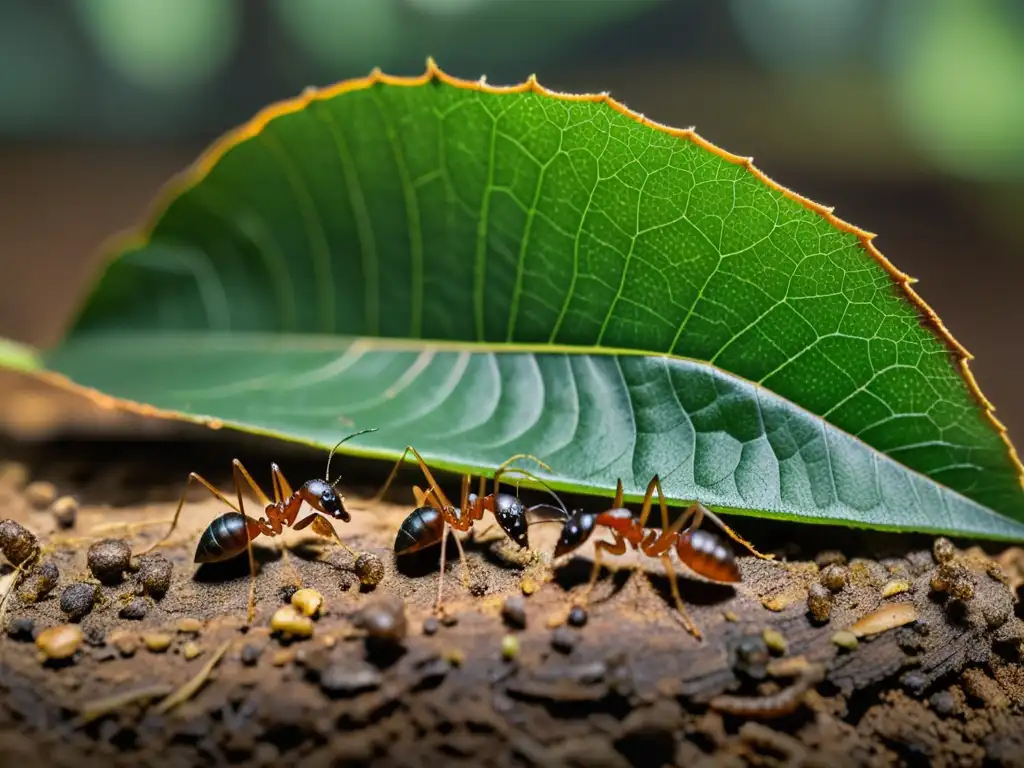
[137,428,379,622]
[553,475,773,639]
[376,446,567,612]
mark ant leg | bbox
[578,535,627,606]
[613,478,624,509]
[270,463,293,503]
[660,555,702,639]
[136,473,241,556]
[435,519,450,613]
[491,453,551,499]
[293,513,356,556]
[692,503,773,560]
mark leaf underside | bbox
[37,63,1024,540]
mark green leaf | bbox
[29,62,1024,539]
[0,338,40,372]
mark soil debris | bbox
[135,552,172,597]
[17,559,59,602]
[354,597,407,644]
[501,595,527,628]
[119,597,148,620]
[87,538,131,585]
[820,563,849,592]
[806,581,832,622]
[59,582,97,621]
[0,518,37,565]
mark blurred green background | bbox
[1,0,1022,441]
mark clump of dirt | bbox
[1,441,1024,768]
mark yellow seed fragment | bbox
[36,624,82,660]
[723,610,739,622]
[881,580,911,598]
[761,595,790,612]
[182,642,203,660]
[445,648,465,667]
[520,577,538,596]
[832,631,859,651]
[177,618,203,634]
[849,603,918,638]
[142,633,173,653]
[501,634,520,660]
[291,588,324,618]
[271,605,314,639]
[762,628,787,655]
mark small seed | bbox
[832,630,859,651]
[291,588,324,618]
[849,603,918,637]
[109,630,138,657]
[520,577,538,596]
[762,628,787,655]
[445,648,465,667]
[182,642,203,660]
[0,518,38,566]
[87,539,132,585]
[933,537,956,563]
[882,580,911,598]
[820,564,849,593]
[501,634,520,661]
[567,606,588,628]
[177,618,202,634]
[24,481,57,510]
[142,633,173,653]
[18,560,59,603]
[240,644,262,666]
[271,606,314,639]
[761,595,789,612]
[722,610,739,623]
[353,552,385,588]
[6,617,35,642]
[136,553,172,598]
[36,624,82,661]
[60,582,97,621]
[502,596,527,629]
[271,649,294,666]
[807,582,833,623]
[422,616,439,636]
[51,496,78,529]
[119,597,148,620]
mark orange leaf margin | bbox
[63,58,1023,492]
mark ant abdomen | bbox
[394,506,444,555]
[677,528,741,583]
[195,512,251,564]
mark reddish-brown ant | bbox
[376,446,567,611]
[137,428,378,621]
[553,476,773,639]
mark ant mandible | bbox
[137,428,379,622]
[553,476,773,639]
[376,446,567,612]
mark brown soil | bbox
[1,384,1024,767]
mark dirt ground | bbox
[2,382,1024,767]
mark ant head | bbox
[553,509,596,558]
[302,478,349,522]
[493,493,529,549]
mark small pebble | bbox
[815,550,847,567]
[320,664,383,697]
[440,612,458,627]
[930,690,959,718]
[36,624,82,661]
[933,537,956,563]
[17,560,59,602]
[59,582,97,621]
[820,564,849,593]
[501,634,520,661]
[551,626,577,654]
[119,597,148,620]
[136,553,173,598]
[354,598,407,643]
[87,539,132,585]
[24,481,57,510]
[567,606,588,628]
[182,642,203,660]
[422,616,439,636]
[0,518,38,566]
[109,630,138,657]
[0,461,29,491]
[445,648,465,666]
[762,628,787,655]
[931,560,974,601]
[501,596,527,629]
[177,618,203,634]
[831,630,859,651]
[279,584,299,603]
[984,601,1011,629]
[271,649,294,666]
[901,670,928,697]
[882,580,911,598]
[468,570,489,597]
[520,577,538,596]
[806,582,833,623]
[6,616,35,641]
[142,633,173,653]
[353,552,385,588]
[51,496,78,529]
[291,588,324,618]
[240,644,262,666]
[271,606,314,640]
[761,595,789,612]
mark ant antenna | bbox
[324,428,379,485]
[497,467,569,517]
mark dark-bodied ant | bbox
[553,476,773,639]
[137,428,379,622]
[376,446,567,612]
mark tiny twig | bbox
[155,640,231,715]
